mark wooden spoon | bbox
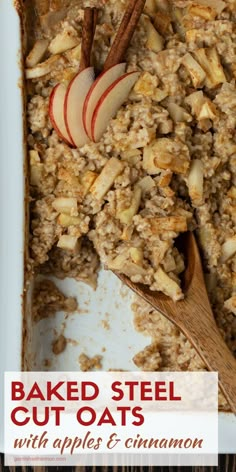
[115,231,236,413]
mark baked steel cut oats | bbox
[25,0,235,408]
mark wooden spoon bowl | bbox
[115,232,236,413]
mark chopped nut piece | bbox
[52,197,78,215]
[187,160,204,207]
[182,53,206,88]
[90,158,124,200]
[154,267,183,301]
[57,235,81,253]
[117,186,142,225]
[26,39,49,68]
[220,236,236,263]
[57,214,82,227]
[193,48,226,88]
[168,103,192,123]
[147,216,188,233]
[48,30,79,55]
[26,54,60,79]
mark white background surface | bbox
[0,0,235,456]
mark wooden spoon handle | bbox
[183,315,236,414]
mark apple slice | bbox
[91,71,140,143]
[49,83,73,146]
[64,66,95,148]
[83,63,126,139]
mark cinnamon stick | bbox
[80,8,98,71]
[104,0,146,70]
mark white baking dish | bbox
[0,0,235,455]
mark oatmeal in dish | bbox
[25,0,235,407]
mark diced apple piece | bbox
[26,39,49,68]
[224,295,236,316]
[90,157,124,200]
[30,165,43,186]
[142,145,162,175]
[188,3,217,20]
[120,225,134,241]
[150,241,169,268]
[130,247,144,265]
[29,150,43,186]
[117,186,142,225]
[193,48,226,88]
[154,267,183,301]
[52,197,78,215]
[64,67,95,148]
[109,254,146,277]
[49,30,79,55]
[187,160,204,207]
[182,53,206,88]
[143,139,190,175]
[58,214,82,227]
[196,0,226,15]
[49,83,73,146]
[134,71,159,97]
[80,171,98,196]
[228,187,236,199]
[198,100,217,120]
[168,103,192,123]
[137,176,156,193]
[185,91,205,116]
[91,71,140,143]
[143,17,164,53]
[153,88,168,102]
[108,253,129,270]
[153,11,172,35]
[144,0,157,17]
[220,236,236,263]
[57,235,81,253]
[148,216,188,233]
[26,54,60,79]
[83,63,126,139]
